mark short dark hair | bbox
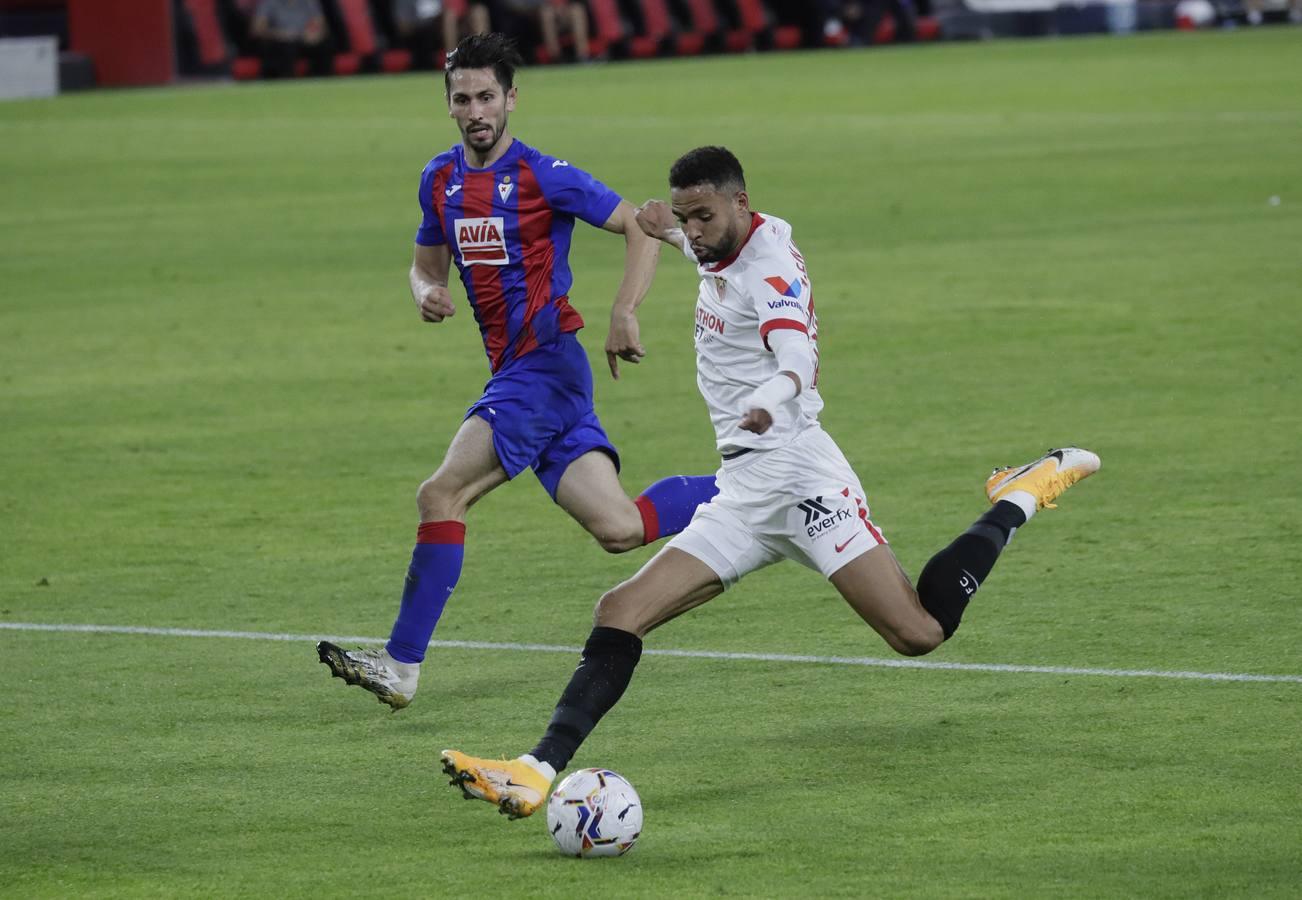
[444,32,524,95]
[669,146,746,193]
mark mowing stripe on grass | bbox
[4,621,1300,685]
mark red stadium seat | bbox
[629,0,669,56]
[231,56,261,79]
[382,48,414,71]
[772,24,801,48]
[620,0,701,56]
[679,0,732,50]
[733,0,765,32]
[231,56,310,79]
[180,0,231,67]
[333,53,363,75]
[871,12,941,43]
[586,0,632,58]
[681,0,720,34]
[640,0,709,55]
[335,0,376,54]
[728,0,802,50]
[332,0,412,74]
[680,0,765,52]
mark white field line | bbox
[3,621,1300,685]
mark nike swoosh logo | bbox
[834,534,859,553]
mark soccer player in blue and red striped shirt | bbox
[317,33,718,710]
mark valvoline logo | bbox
[767,298,804,312]
[764,275,802,299]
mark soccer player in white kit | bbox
[440,146,1101,819]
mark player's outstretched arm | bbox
[600,200,659,379]
[409,243,454,323]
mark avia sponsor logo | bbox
[764,275,802,299]
[454,216,509,266]
[766,297,805,312]
[695,305,725,335]
[798,497,853,538]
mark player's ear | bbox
[505,86,517,113]
[734,190,750,213]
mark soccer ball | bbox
[545,768,643,858]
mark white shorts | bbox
[667,426,888,588]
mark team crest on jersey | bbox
[497,182,514,202]
[764,275,802,299]
[713,276,727,298]
[454,217,510,266]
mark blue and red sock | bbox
[385,520,465,664]
[634,475,718,544]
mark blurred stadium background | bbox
[0,0,1299,95]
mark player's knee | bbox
[594,530,641,554]
[416,474,469,521]
[592,588,623,626]
[885,622,943,657]
[588,507,645,554]
[593,584,641,631]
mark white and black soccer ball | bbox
[545,768,642,858]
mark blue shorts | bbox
[466,331,620,500]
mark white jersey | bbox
[687,213,822,455]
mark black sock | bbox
[530,626,643,773]
[917,501,1027,640]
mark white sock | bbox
[520,754,557,783]
[381,648,420,673]
[1001,490,1038,523]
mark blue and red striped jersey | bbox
[415,139,622,372]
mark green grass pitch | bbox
[2,28,1300,897]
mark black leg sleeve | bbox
[530,626,643,773]
[917,501,1026,639]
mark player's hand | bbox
[738,408,773,435]
[605,310,645,379]
[634,200,676,241]
[416,283,455,322]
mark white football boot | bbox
[316,641,419,710]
